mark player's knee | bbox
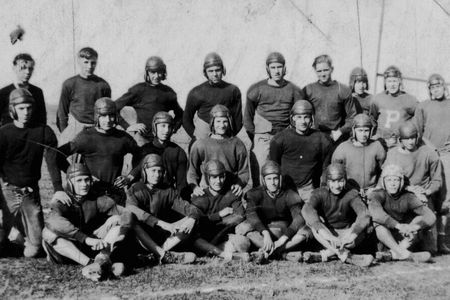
[235,221,253,236]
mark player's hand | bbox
[192,186,205,196]
[157,221,177,235]
[51,191,72,206]
[114,175,131,188]
[340,232,357,249]
[330,129,343,142]
[127,123,148,135]
[219,207,233,218]
[175,217,196,234]
[274,235,289,250]
[262,230,274,254]
[230,184,243,197]
[396,223,413,237]
[85,237,108,251]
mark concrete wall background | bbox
[1,0,450,113]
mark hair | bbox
[312,54,333,69]
[78,47,98,59]
[13,53,34,65]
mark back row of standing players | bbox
[0,48,448,279]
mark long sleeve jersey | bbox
[302,187,370,235]
[126,182,200,227]
[191,188,244,223]
[0,83,47,126]
[188,136,248,188]
[183,81,242,137]
[244,79,304,136]
[303,81,357,135]
[384,144,442,194]
[269,128,332,189]
[368,189,436,229]
[332,139,386,190]
[46,193,132,243]
[56,75,111,132]
[115,82,183,133]
[0,123,62,190]
[58,127,139,184]
[245,186,306,238]
[414,98,450,149]
[369,91,417,139]
[352,92,373,116]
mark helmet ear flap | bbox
[9,105,17,120]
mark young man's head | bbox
[261,160,282,195]
[427,74,448,100]
[203,52,225,84]
[266,52,286,83]
[66,163,92,197]
[152,111,174,143]
[204,159,227,193]
[349,67,369,95]
[13,53,35,85]
[9,88,34,125]
[142,154,164,187]
[94,97,117,132]
[352,114,373,145]
[380,164,404,196]
[78,47,98,78]
[312,54,333,85]
[145,56,167,85]
[326,163,346,195]
[290,100,314,135]
[209,104,233,137]
[398,121,419,151]
[383,65,402,95]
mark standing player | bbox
[0,88,62,257]
[115,56,183,146]
[0,53,47,126]
[57,47,111,145]
[348,67,372,115]
[369,66,417,148]
[183,52,243,141]
[244,52,304,178]
[303,54,358,145]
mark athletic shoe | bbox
[82,262,104,282]
[375,251,393,262]
[438,236,450,255]
[346,254,374,267]
[160,251,197,264]
[136,253,159,266]
[229,252,251,262]
[408,251,432,263]
[111,262,125,277]
[303,251,323,263]
[282,251,303,262]
[250,251,269,264]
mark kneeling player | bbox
[43,163,135,281]
[368,164,435,262]
[302,163,374,267]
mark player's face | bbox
[328,178,345,195]
[267,62,285,81]
[213,117,229,136]
[429,81,445,100]
[147,70,164,85]
[208,173,226,192]
[354,80,367,95]
[15,103,33,124]
[206,66,223,84]
[400,136,417,151]
[78,57,97,78]
[385,77,401,94]
[354,127,371,144]
[156,122,172,141]
[384,175,401,194]
[264,174,280,193]
[293,114,312,134]
[72,175,92,196]
[315,62,333,84]
[145,166,163,185]
[14,60,34,84]
[98,114,116,131]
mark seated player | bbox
[368,164,435,262]
[126,154,199,264]
[42,163,135,281]
[302,163,374,267]
[191,160,251,261]
[237,160,311,262]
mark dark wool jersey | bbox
[0,83,47,126]
[115,82,183,133]
[332,139,386,190]
[415,98,450,149]
[352,92,373,115]
[56,75,111,131]
[183,81,242,137]
[269,128,332,188]
[302,187,370,235]
[244,79,304,135]
[126,182,200,227]
[303,81,357,134]
[245,186,306,238]
[368,189,435,229]
[0,123,62,190]
[59,127,139,184]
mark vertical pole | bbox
[374,0,385,94]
